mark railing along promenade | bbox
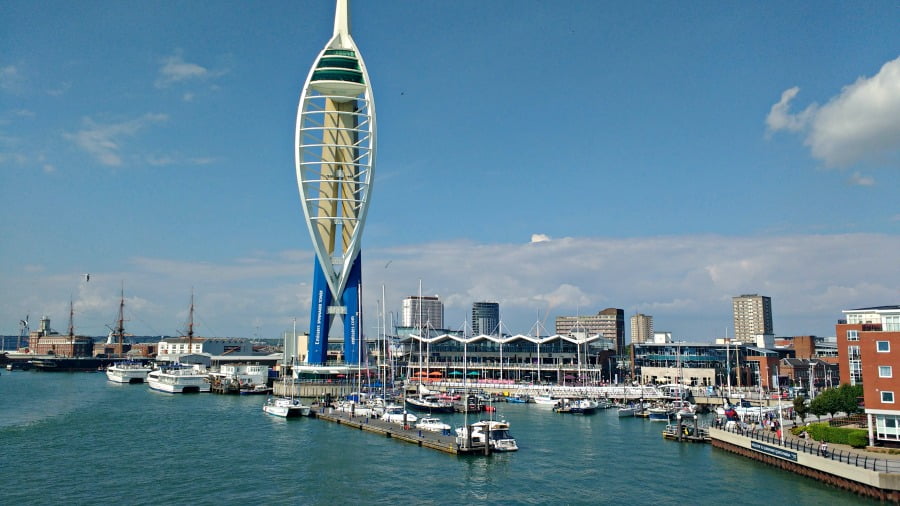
[716,421,900,473]
[417,381,668,400]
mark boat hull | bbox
[106,363,152,384]
[405,398,454,413]
[147,369,211,393]
[263,398,310,418]
[31,357,111,372]
[647,410,673,421]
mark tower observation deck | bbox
[295,0,376,365]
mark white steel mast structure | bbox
[295,0,376,365]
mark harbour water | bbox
[0,372,873,504]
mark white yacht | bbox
[415,417,452,433]
[263,396,310,418]
[106,361,152,384]
[456,420,518,452]
[147,364,211,393]
[380,404,418,425]
[532,395,558,406]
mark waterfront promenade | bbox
[711,423,900,501]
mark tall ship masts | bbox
[114,285,126,357]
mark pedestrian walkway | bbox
[734,418,900,472]
[782,420,900,462]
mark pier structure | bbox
[309,407,492,455]
[295,0,375,365]
[711,425,900,501]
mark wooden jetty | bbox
[661,413,711,443]
[310,407,492,455]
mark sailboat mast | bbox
[187,292,195,358]
[116,285,125,357]
[417,279,423,383]
[357,279,362,401]
[67,297,75,356]
[381,284,387,401]
[726,328,731,395]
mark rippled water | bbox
[0,372,873,505]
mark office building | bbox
[401,295,444,331]
[630,313,653,345]
[732,294,774,343]
[472,301,500,336]
[556,308,625,356]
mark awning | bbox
[429,371,442,377]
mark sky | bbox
[2,1,899,343]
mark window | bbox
[886,315,900,332]
[850,360,862,386]
[877,341,891,353]
[882,391,895,403]
[880,366,893,378]
[877,415,900,441]
[847,330,859,341]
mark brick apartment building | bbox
[836,305,900,447]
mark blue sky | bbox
[2,1,899,342]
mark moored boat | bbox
[263,396,310,418]
[647,405,674,422]
[533,395,558,406]
[506,393,533,403]
[147,364,211,393]
[106,360,152,384]
[456,420,518,452]
[415,416,452,433]
[406,395,454,413]
[553,398,598,415]
[617,402,644,417]
[380,404,418,425]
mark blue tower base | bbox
[306,253,363,366]
[341,253,362,365]
[307,257,332,365]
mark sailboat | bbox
[147,293,211,393]
[106,287,151,384]
[263,328,310,418]
[263,375,310,418]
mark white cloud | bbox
[46,82,71,97]
[155,50,209,88]
[766,56,900,168]
[0,65,24,93]
[848,171,875,186]
[146,153,216,167]
[765,86,815,133]
[4,235,899,341]
[531,234,551,243]
[64,113,168,166]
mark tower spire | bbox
[330,0,351,49]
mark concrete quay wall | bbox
[710,427,900,502]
